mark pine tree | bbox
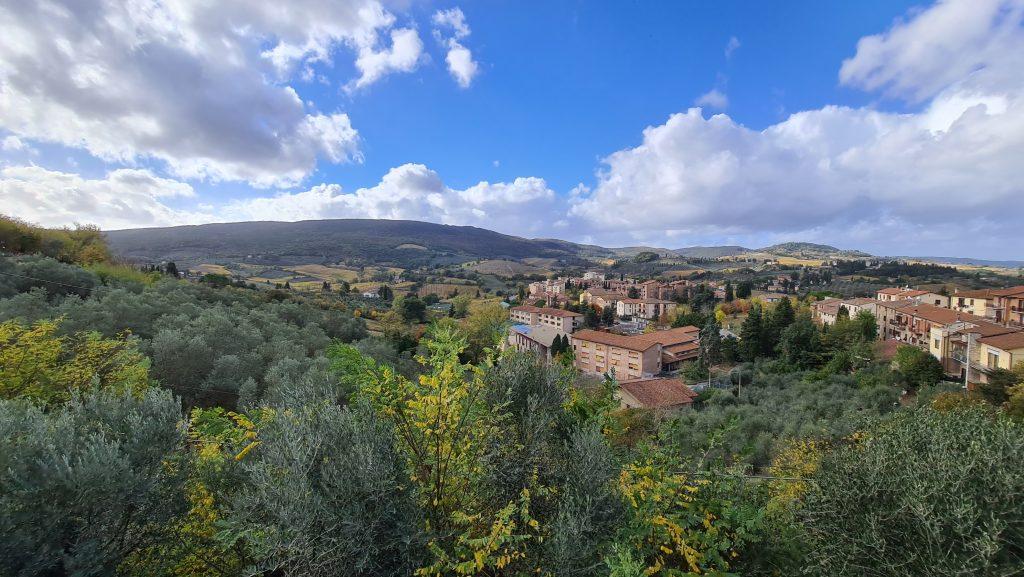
[764,297,795,355]
[724,281,734,302]
[698,317,722,368]
[739,305,763,362]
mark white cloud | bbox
[0,166,207,230]
[224,163,557,235]
[0,0,425,188]
[695,89,729,110]
[725,36,741,59]
[2,135,25,151]
[564,0,1024,256]
[432,7,479,87]
[839,0,1024,101]
[351,27,424,90]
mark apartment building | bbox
[509,305,583,333]
[570,326,700,379]
[928,319,1020,384]
[583,271,606,282]
[876,287,950,307]
[993,286,1024,326]
[876,301,977,348]
[950,288,996,319]
[528,278,566,296]
[636,280,661,299]
[580,288,620,310]
[507,324,562,361]
[617,377,696,411]
[616,298,677,320]
[812,297,878,326]
[978,332,1024,372]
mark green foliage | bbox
[0,214,111,265]
[698,316,722,368]
[0,318,150,404]
[802,407,1024,576]
[893,345,944,390]
[0,388,188,575]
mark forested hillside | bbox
[2,222,1023,577]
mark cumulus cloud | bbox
[0,0,427,187]
[694,89,729,110]
[0,166,208,230]
[224,163,557,235]
[2,135,26,152]
[568,0,1024,256]
[433,7,480,88]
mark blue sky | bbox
[2,0,1023,259]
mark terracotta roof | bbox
[845,297,878,306]
[619,377,697,409]
[881,302,983,325]
[979,331,1024,351]
[992,285,1024,297]
[877,287,906,295]
[953,288,995,299]
[571,326,699,352]
[620,298,674,304]
[510,305,583,317]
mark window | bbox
[988,350,1000,368]
[934,339,940,349]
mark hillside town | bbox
[506,270,1024,410]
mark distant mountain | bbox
[673,245,751,258]
[758,242,872,259]
[896,256,1024,269]
[105,219,611,268]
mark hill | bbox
[104,219,609,268]
[758,242,872,259]
[673,245,751,258]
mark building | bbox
[583,271,606,282]
[759,293,791,304]
[616,298,677,320]
[580,288,620,310]
[876,287,950,308]
[978,332,1024,372]
[570,326,700,380]
[636,280,662,299]
[617,377,697,411]
[812,297,878,326]
[507,324,563,361]
[992,286,1024,326]
[929,320,1023,386]
[509,305,583,333]
[876,301,980,349]
[950,288,996,319]
[528,278,566,296]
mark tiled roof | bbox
[571,326,699,352]
[619,377,697,408]
[881,302,983,325]
[980,331,1024,351]
[992,285,1024,297]
[953,288,996,299]
[620,298,674,304]
[510,305,583,317]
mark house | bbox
[507,324,563,360]
[759,293,790,304]
[812,297,878,326]
[580,288,620,310]
[616,298,677,320]
[570,326,700,380]
[949,288,997,319]
[876,287,949,308]
[978,332,1024,373]
[929,319,1023,387]
[617,377,697,411]
[583,271,606,282]
[992,286,1024,326]
[509,305,583,333]
[361,290,380,299]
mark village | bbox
[503,270,1024,411]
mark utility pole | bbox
[963,331,973,395]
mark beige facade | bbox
[509,305,583,333]
[993,286,1024,327]
[616,298,676,320]
[876,287,949,307]
[570,326,700,379]
[950,289,995,319]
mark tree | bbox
[764,297,795,355]
[377,284,393,301]
[736,281,753,299]
[802,407,1024,577]
[283,280,291,290]
[724,281,734,302]
[0,319,149,404]
[395,295,427,323]
[450,294,472,318]
[738,305,764,362]
[164,261,178,277]
[462,302,508,363]
[0,388,188,576]
[893,345,944,390]
[627,287,640,299]
[978,368,1020,406]
[601,303,616,325]
[698,317,722,368]
[584,305,600,328]
[779,312,822,369]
